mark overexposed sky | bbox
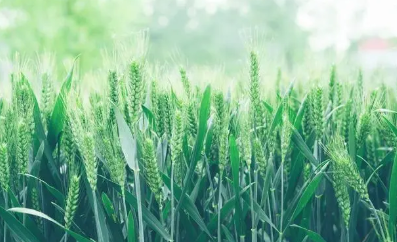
[297,0,397,52]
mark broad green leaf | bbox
[8,207,92,242]
[100,193,124,242]
[291,128,318,166]
[383,116,397,137]
[47,60,76,149]
[290,224,326,242]
[286,153,304,200]
[23,174,65,207]
[6,188,46,241]
[389,152,397,238]
[262,100,274,113]
[293,94,307,130]
[115,106,138,170]
[290,173,324,222]
[142,104,156,131]
[128,211,136,242]
[101,193,117,223]
[229,135,242,236]
[269,101,283,134]
[0,206,40,242]
[348,116,356,163]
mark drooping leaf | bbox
[0,206,41,242]
[8,207,92,242]
[290,224,327,242]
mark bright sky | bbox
[2,0,397,53]
[297,0,397,52]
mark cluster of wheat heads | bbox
[1,54,397,242]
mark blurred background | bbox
[1,0,397,78]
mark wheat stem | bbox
[217,173,223,242]
[171,161,175,241]
[133,168,145,242]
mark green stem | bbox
[267,197,274,242]
[3,191,7,242]
[133,170,145,242]
[176,214,180,242]
[23,177,26,226]
[160,208,164,242]
[92,190,104,242]
[171,161,175,242]
[314,140,321,234]
[367,199,385,240]
[122,189,128,231]
[217,173,223,242]
[279,162,284,242]
[249,171,256,242]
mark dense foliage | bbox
[0,52,397,242]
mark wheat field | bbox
[0,51,396,242]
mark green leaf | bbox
[383,116,397,137]
[142,104,156,131]
[290,173,324,222]
[242,195,278,232]
[101,193,117,223]
[99,193,124,242]
[176,85,211,213]
[221,225,235,242]
[262,100,274,113]
[389,152,397,238]
[6,189,46,241]
[128,211,136,242]
[161,174,212,237]
[0,206,40,242]
[290,224,326,242]
[269,101,283,134]
[8,207,92,242]
[115,106,138,170]
[348,116,356,163]
[84,180,109,242]
[31,79,62,188]
[229,135,242,236]
[124,190,172,241]
[195,185,251,242]
[286,153,304,200]
[293,94,307,130]
[47,59,76,149]
[291,128,318,166]
[23,174,65,207]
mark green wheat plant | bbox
[0,46,396,242]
